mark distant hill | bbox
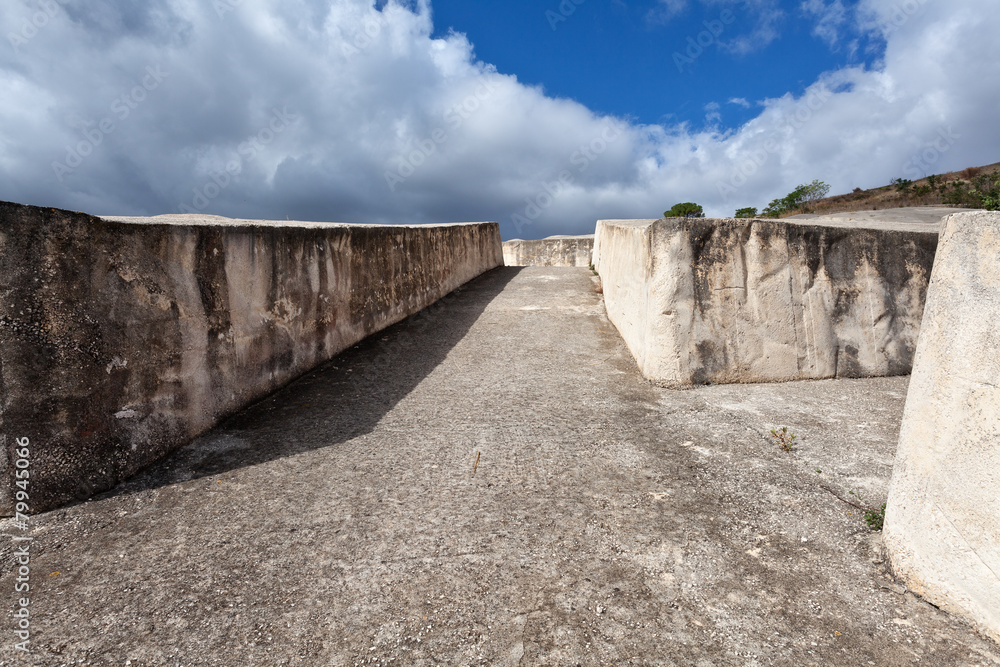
[775,162,1000,218]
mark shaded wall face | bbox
[596,218,937,386]
[0,202,502,513]
[885,211,1000,645]
[503,237,594,267]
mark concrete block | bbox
[594,217,937,386]
[0,202,502,513]
[884,211,1000,643]
[503,235,593,267]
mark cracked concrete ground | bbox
[2,266,998,666]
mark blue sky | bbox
[1,0,998,239]
[430,0,875,129]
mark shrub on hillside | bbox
[943,172,1000,210]
[891,177,913,193]
[974,173,1000,210]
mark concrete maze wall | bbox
[502,235,594,267]
[3,199,997,645]
[0,202,501,514]
[595,212,1000,642]
[884,211,1000,644]
[594,218,938,386]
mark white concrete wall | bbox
[593,220,658,376]
[0,202,502,513]
[503,235,594,267]
[884,211,1000,644]
[595,217,937,386]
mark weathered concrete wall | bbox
[0,202,502,513]
[594,218,937,386]
[503,235,593,267]
[884,211,1000,644]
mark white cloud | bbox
[802,0,849,47]
[728,97,751,108]
[704,101,723,124]
[717,0,785,54]
[0,0,997,239]
[653,0,785,54]
[647,0,689,25]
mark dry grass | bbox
[774,161,1000,218]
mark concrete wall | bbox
[884,211,1000,644]
[503,235,594,267]
[0,202,502,513]
[594,218,937,386]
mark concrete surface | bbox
[0,201,501,514]
[595,218,936,386]
[503,235,594,267]
[884,211,1000,644]
[786,206,977,230]
[1,267,996,665]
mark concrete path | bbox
[2,267,998,666]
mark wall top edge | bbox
[597,215,949,236]
[504,235,595,243]
[0,201,496,231]
[99,215,497,230]
[595,219,660,228]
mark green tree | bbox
[891,177,913,194]
[734,207,758,218]
[664,202,705,218]
[762,180,830,217]
[798,179,831,203]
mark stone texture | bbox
[594,217,937,386]
[786,206,977,229]
[503,234,594,267]
[884,211,1000,644]
[0,201,501,514]
[1,266,995,665]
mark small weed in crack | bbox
[864,503,886,531]
[822,485,887,531]
[770,426,797,451]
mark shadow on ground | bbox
[99,266,522,500]
[2,265,997,665]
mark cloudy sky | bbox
[1,0,997,239]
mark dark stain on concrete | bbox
[0,267,994,665]
[667,219,939,384]
[0,201,502,514]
